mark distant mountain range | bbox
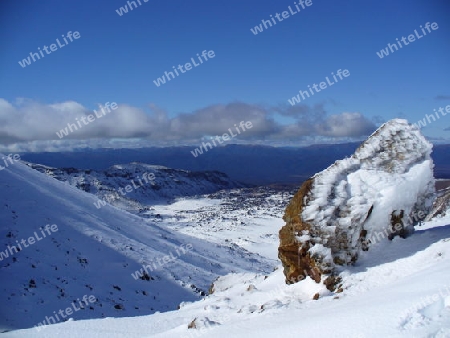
[19,143,450,185]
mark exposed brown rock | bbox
[188,318,197,329]
[208,282,215,295]
[278,179,322,284]
[324,275,342,292]
[389,210,406,240]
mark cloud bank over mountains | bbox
[0,98,377,151]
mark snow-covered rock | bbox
[426,186,450,221]
[278,119,436,289]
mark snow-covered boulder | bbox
[278,119,436,290]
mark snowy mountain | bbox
[25,162,248,214]
[0,157,272,332]
[3,168,450,337]
[2,119,450,337]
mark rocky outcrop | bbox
[426,187,450,220]
[278,119,436,290]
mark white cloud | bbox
[0,98,378,151]
[315,112,376,137]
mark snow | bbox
[301,119,436,267]
[4,217,450,337]
[1,141,450,337]
[25,162,248,214]
[0,156,273,332]
[148,188,289,261]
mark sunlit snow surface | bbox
[4,215,450,338]
[1,155,449,337]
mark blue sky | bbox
[0,0,449,151]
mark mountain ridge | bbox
[19,143,450,185]
[25,162,248,214]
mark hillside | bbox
[25,162,247,214]
[3,183,450,337]
[0,157,272,332]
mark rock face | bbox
[278,119,436,289]
[426,187,450,221]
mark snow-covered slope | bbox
[26,162,248,213]
[0,157,272,332]
[3,215,450,337]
